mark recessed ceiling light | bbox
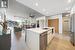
[35,3,38,6]
[68,0,71,3]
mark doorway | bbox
[48,19,59,33]
[62,17,70,36]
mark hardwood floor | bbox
[46,36,75,50]
[11,29,75,50]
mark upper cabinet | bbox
[36,16,48,28]
[22,17,36,25]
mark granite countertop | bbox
[27,27,54,34]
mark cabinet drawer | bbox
[40,32,47,37]
[40,31,47,50]
[47,30,52,35]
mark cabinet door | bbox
[40,32,47,50]
[48,19,59,33]
[0,34,11,50]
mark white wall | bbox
[71,4,75,14]
[36,16,45,20]
[47,14,62,34]
[36,16,48,28]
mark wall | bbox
[36,16,48,28]
[47,14,62,34]
[71,4,75,14]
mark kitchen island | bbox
[26,27,55,50]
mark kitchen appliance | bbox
[37,20,39,27]
[70,14,75,46]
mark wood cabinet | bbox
[26,29,47,50]
[40,32,47,50]
[48,19,59,33]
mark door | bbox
[62,17,70,35]
[48,19,59,33]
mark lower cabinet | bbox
[40,32,47,50]
[70,32,75,46]
[0,34,11,50]
[26,30,47,50]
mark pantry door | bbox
[48,19,59,33]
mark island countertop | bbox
[27,27,54,34]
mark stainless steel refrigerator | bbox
[70,13,75,46]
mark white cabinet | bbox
[26,30,40,50]
[47,28,55,45]
[39,20,45,28]
[36,16,48,28]
[26,29,47,50]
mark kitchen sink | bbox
[42,28,49,30]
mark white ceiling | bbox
[16,0,75,16]
[9,0,44,17]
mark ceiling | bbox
[0,0,44,17]
[14,1,44,17]
[16,0,75,16]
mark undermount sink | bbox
[42,28,49,30]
